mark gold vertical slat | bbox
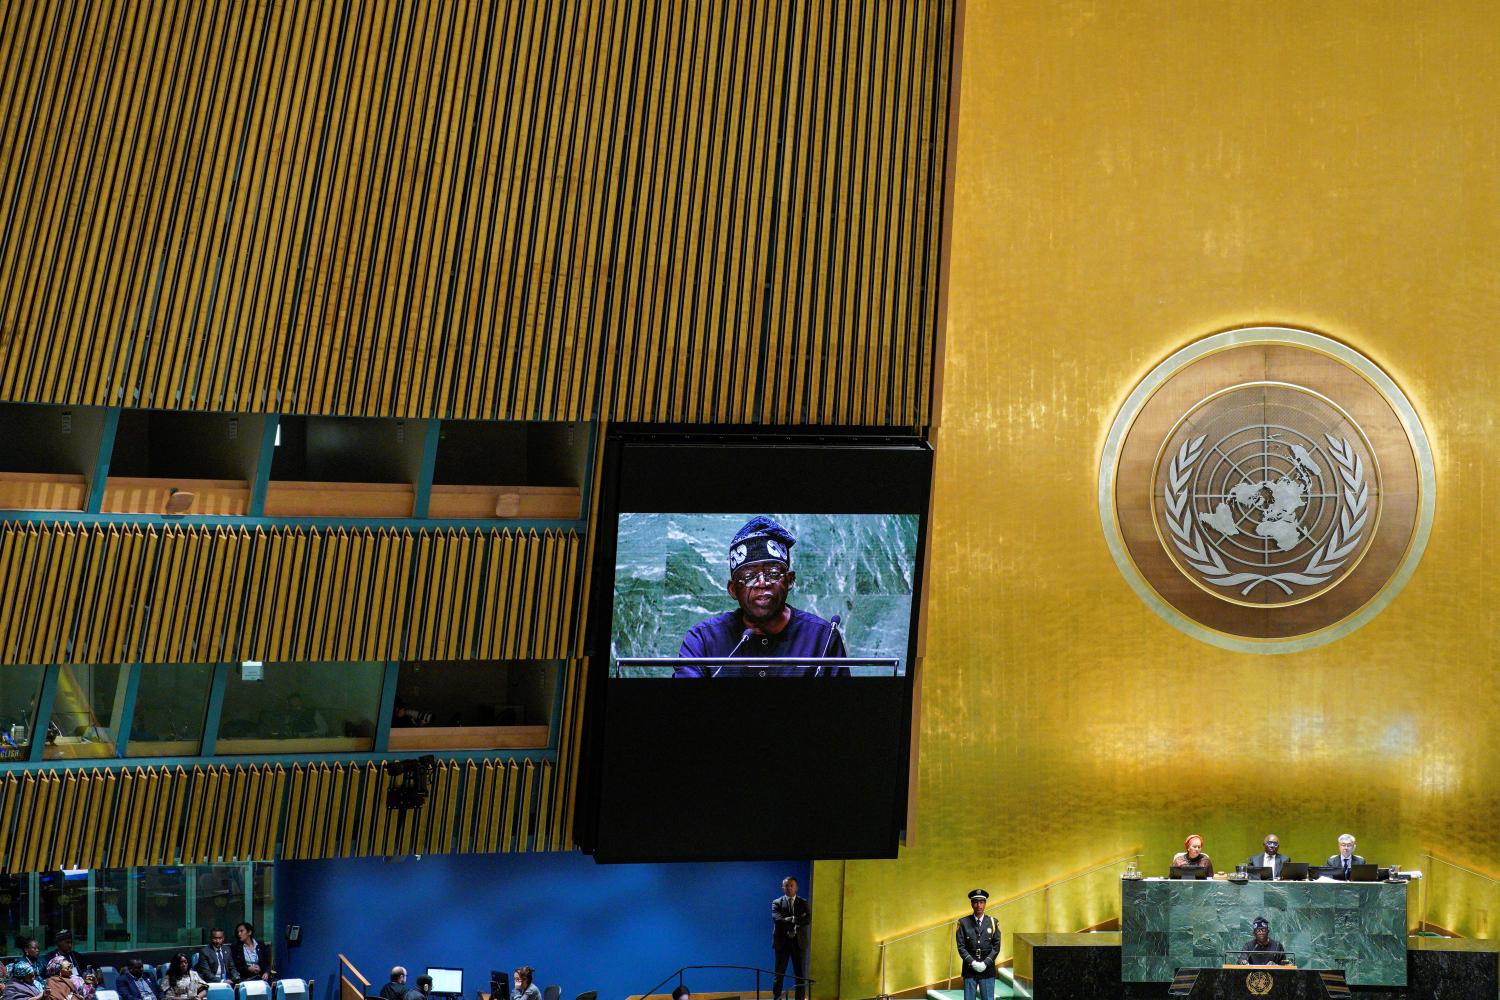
[160,766,190,866]
[515,759,534,853]
[0,774,19,866]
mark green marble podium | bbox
[1121,877,1408,986]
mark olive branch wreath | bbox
[1163,433,1368,596]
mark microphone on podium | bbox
[712,628,756,677]
[815,614,843,676]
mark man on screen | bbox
[674,516,850,677]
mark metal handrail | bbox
[1423,852,1500,886]
[635,964,813,1000]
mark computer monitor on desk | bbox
[1169,867,1209,879]
[1277,862,1309,880]
[425,969,463,997]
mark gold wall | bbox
[814,1,1500,996]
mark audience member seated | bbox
[158,955,207,1000]
[43,959,93,1000]
[43,962,83,1000]
[4,962,40,1000]
[194,930,236,986]
[41,935,87,981]
[402,977,430,1000]
[116,961,158,1000]
[230,924,271,984]
[378,969,408,1000]
[508,969,538,1000]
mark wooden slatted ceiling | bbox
[0,522,580,664]
[0,0,951,427]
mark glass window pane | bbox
[1,664,47,759]
[194,865,245,936]
[45,664,126,759]
[136,867,189,947]
[216,662,383,755]
[0,873,30,941]
[250,862,274,947]
[94,869,130,947]
[127,664,214,757]
[389,660,555,751]
[37,869,92,949]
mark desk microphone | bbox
[712,628,755,677]
[814,614,843,676]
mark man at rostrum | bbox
[771,876,811,1000]
[379,969,408,1000]
[956,889,1001,1000]
[676,517,849,678]
[1239,916,1290,965]
[1247,834,1291,879]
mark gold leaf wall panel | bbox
[0,522,580,663]
[812,2,1500,996]
[0,0,950,427]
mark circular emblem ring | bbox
[1101,328,1435,652]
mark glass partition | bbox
[45,664,126,759]
[0,663,47,760]
[216,661,383,754]
[10,863,270,957]
[389,660,556,750]
[127,664,214,757]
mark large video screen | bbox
[577,434,932,862]
[611,512,919,678]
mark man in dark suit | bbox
[231,922,272,983]
[771,876,811,1000]
[1326,834,1366,879]
[1238,916,1290,965]
[956,889,1001,1000]
[1246,834,1292,879]
[195,928,237,985]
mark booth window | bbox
[216,661,383,754]
[44,664,125,759]
[15,863,269,955]
[389,660,557,750]
[127,664,214,757]
[0,664,46,759]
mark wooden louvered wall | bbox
[0,659,589,871]
[0,0,953,428]
[0,522,580,664]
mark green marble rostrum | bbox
[1121,878,1408,986]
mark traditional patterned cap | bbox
[968,888,989,901]
[12,961,37,978]
[727,516,795,574]
[1252,916,1270,930]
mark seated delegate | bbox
[1171,834,1212,874]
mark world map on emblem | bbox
[1154,384,1378,606]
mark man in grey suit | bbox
[771,876,811,1000]
[1246,834,1292,878]
[956,889,1001,1000]
[195,928,237,985]
[1326,833,1366,879]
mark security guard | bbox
[956,889,1001,1000]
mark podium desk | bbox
[1122,877,1406,986]
[1172,967,1349,998]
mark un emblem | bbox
[1245,970,1274,995]
[1101,328,1434,651]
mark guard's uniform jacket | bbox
[956,913,1001,979]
